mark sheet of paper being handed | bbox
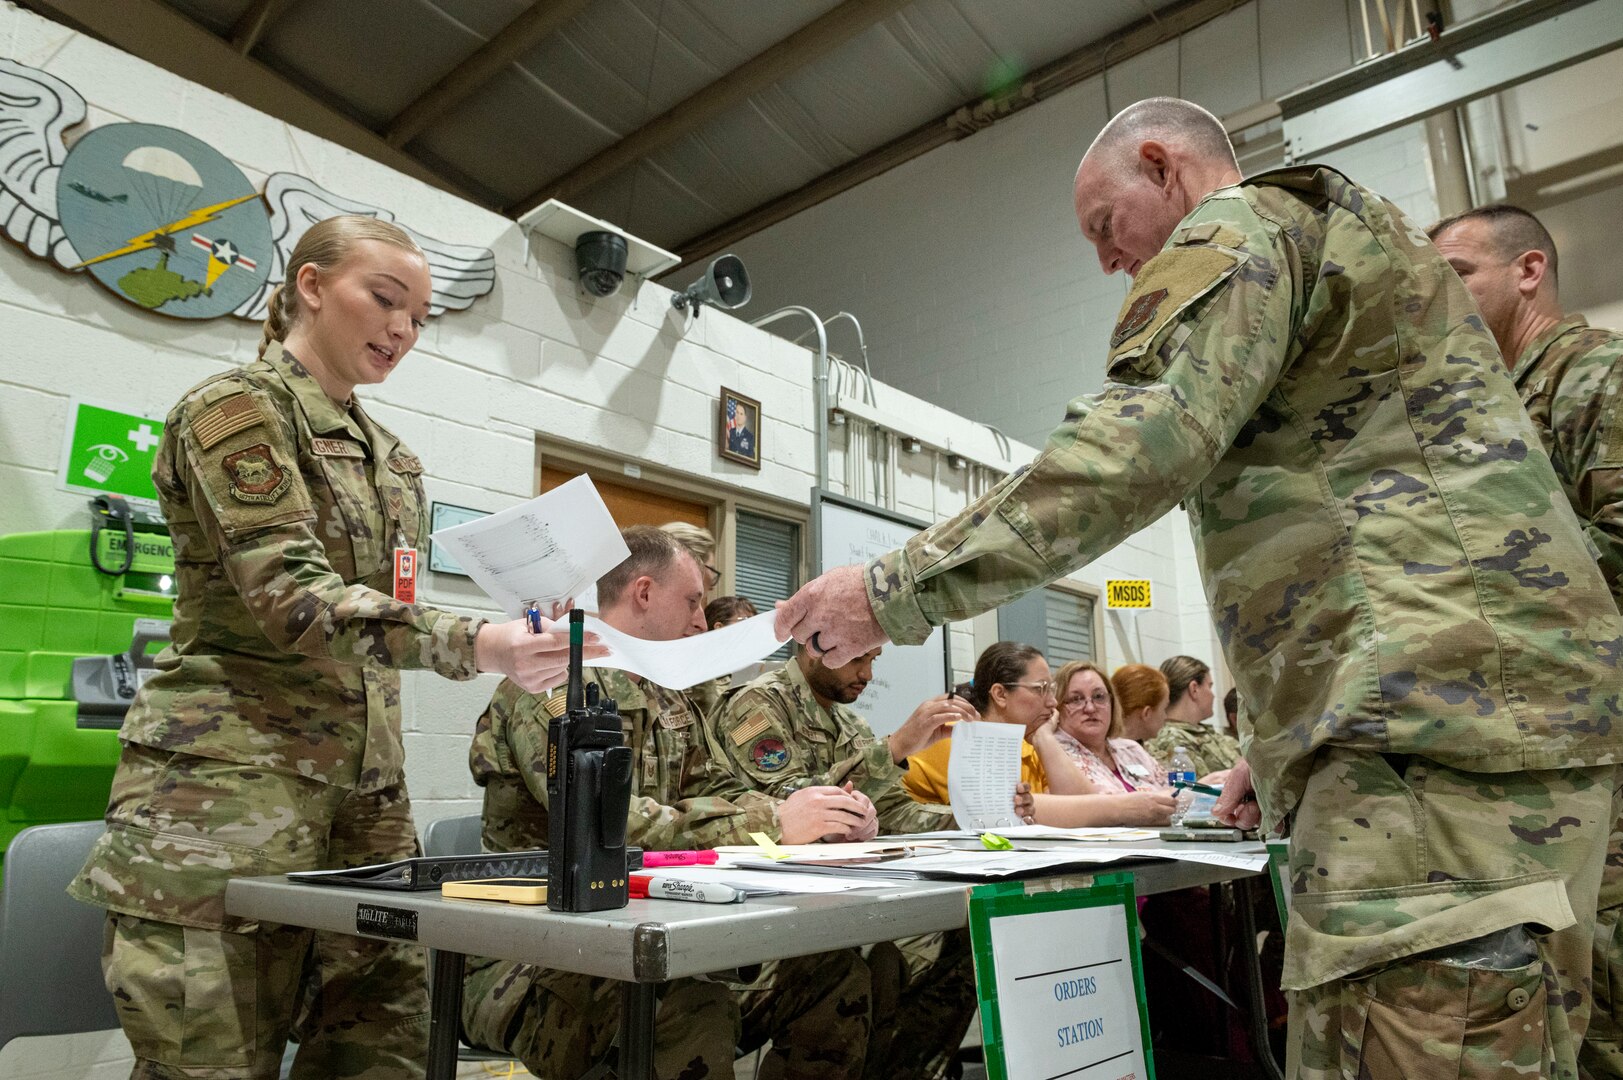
[585,610,787,691]
[947,720,1026,830]
[430,474,630,619]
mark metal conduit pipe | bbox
[792,313,875,405]
[822,312,875,404]
[751,305,830,490]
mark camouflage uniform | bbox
[464,669,870,1080]
[861,166,1623,1078]
[1508,316,1623,1077]
[708,661,953,835]
[1142,721,1241,777]
[1512,317,1623,594]
[686,674,730,720]
[705,663,969,1080]
[70,342,484,1078]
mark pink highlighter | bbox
[642,851,720,868]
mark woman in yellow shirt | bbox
[904,642,1174,826]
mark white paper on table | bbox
[946,720,1025,830]
[899,826,1163,843]
[650,866,885,894]
[586,611,785,691]
[724,846,1267,880]
[429,475,628,619]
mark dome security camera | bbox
[575,231,628,297]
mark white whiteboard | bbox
[813,491,950,737]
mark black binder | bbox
[287,851,550,891]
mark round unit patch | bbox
[750,738,789,772]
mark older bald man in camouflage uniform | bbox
[1431,204,1623,1078]
[463,526,875,1080]
[776,97,1623,1079]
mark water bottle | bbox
[1166,746,1196,825]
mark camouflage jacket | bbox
[122,343,482,791]
[865,165,1623,828]
[701,662,954,835]
[1511,315,1623,598]
[1142,722,1242,779]
[469,667,782,854]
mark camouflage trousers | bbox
[866,931,978,1080]
[73,744,428,1079]
[1283,749,1618,1080]
[461,949,871,1080]
[1579,796,1623,1080]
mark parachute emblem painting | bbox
[0,57,497,321]
[57,126,272,317]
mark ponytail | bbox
[256,282,293,360]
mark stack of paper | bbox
[719,845,1268,880]
[900,826,1163,843]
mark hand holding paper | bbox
[474,616,604,693]
[431,475,630,618]
[584,611,786,690]
[947,721,1025,830]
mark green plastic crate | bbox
[0,529,175,861]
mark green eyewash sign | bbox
[58,398,164,502]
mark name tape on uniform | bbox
[1106,580,1152,609]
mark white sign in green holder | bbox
[969,872,1155,1080]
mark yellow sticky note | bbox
[750,832,790,860]
[980,832,1012,851]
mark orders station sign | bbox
[969,875,1153,1080]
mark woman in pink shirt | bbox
[1045,659,1173,823]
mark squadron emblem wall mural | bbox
[0,57,495,320]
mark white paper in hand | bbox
[429,475,629,618]
[585,611,786,691]
[947,721,1025,830]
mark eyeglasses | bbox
[1003,680,1055,696]
[1061,693,1111,712]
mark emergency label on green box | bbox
[57,398,164,503]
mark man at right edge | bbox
[776,97,1623,1079]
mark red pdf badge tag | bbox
[393,547,417,603]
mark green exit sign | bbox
[57,398,165,503]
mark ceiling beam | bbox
[21,0,482,204]
[227,0,296,56]
[508,0,914,218]
[661,0,1242,278]
[1280,0,1617,162]
[385,0,592,150]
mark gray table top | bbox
[225,840,1265,983]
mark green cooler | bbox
[0,526,174,864]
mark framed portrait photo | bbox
[718,387,762,470]
[428,501,489,576]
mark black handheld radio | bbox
[546,609,634,911]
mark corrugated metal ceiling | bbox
[112,1,1196,256]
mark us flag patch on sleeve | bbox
[192,394,265,449]
[730,714,771,746]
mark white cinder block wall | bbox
[730,0,1440,451]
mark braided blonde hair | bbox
[257,215,424,360]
